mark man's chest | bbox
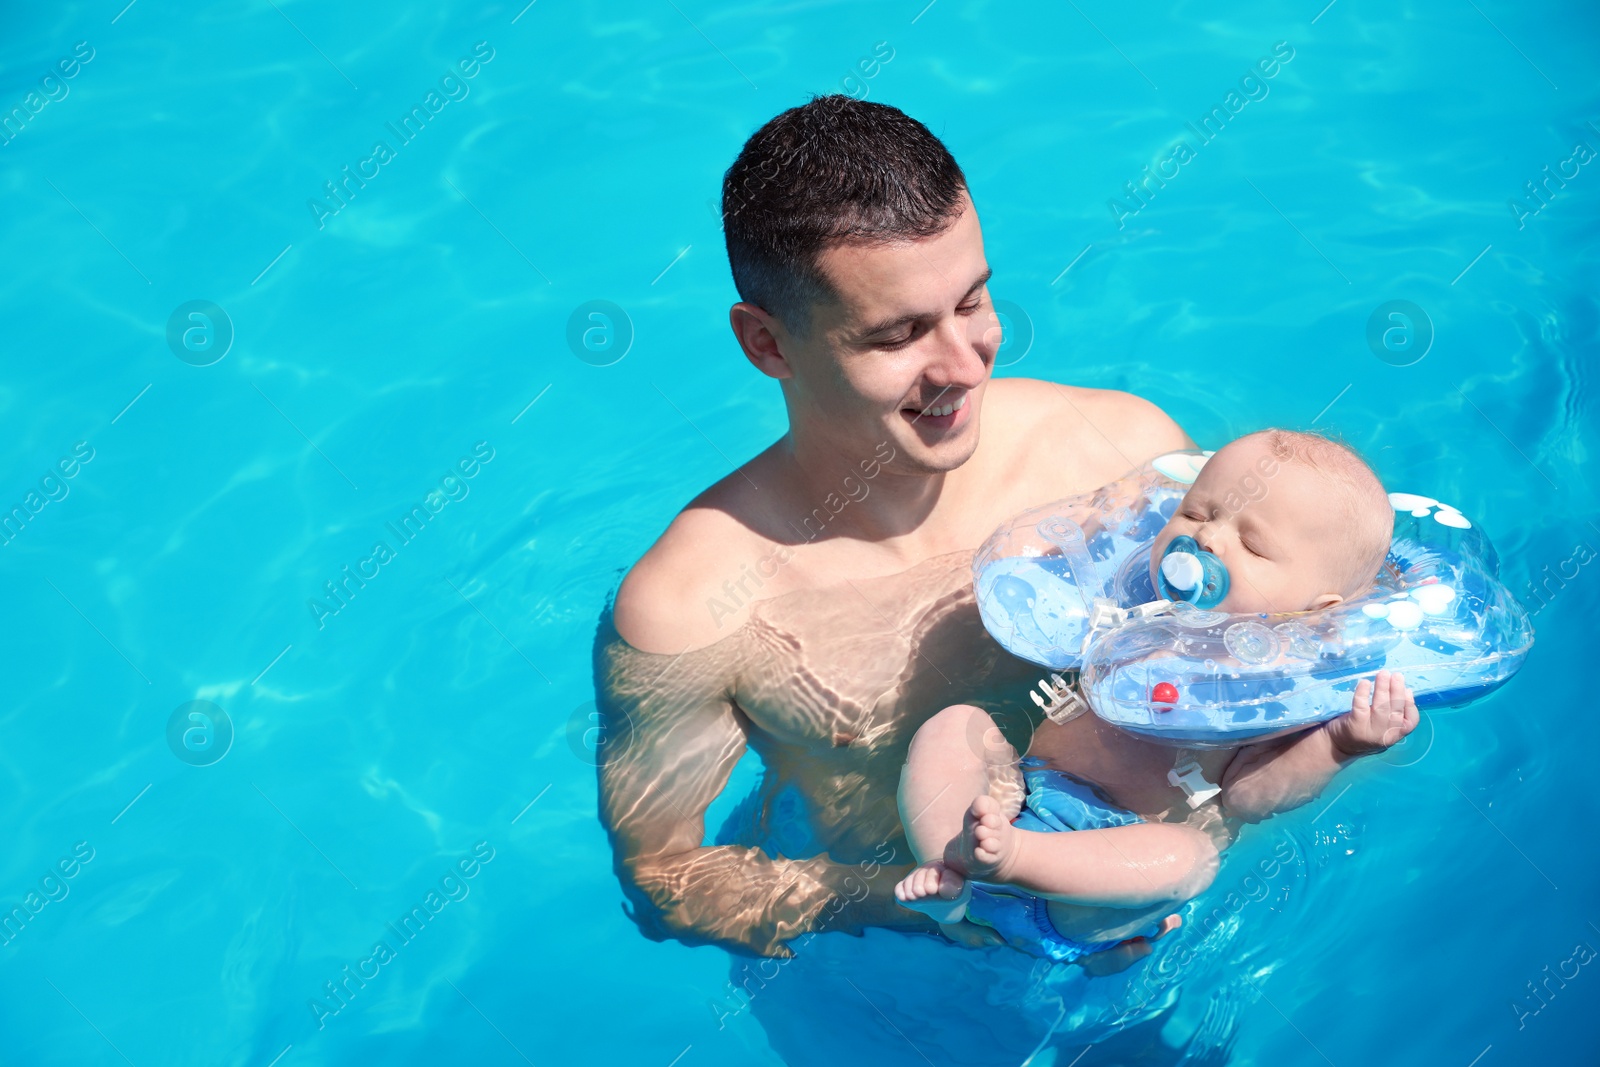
[727,552,1039,751]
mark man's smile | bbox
[903,391,969,430]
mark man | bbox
[594,95,1195,968]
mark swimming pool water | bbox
[1,1,1596,1064]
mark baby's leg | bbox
[897,704,1024,864]
[895,705,1024,919]
[960,797,1219,906]
[897,706,1192,965]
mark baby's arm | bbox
[1220,670,1418,823]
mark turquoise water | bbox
[2,1,1597,1064]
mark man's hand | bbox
[1079,914,1182,977]
[1325,670,1419,759]
[937,920,1005,949]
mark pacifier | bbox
[1157,535,1230,609]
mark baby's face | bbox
[1148,439,1349,614]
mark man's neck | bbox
[778,427,985,552]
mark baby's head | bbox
[1148,430,1392,614]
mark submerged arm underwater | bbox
[593,621,931,958]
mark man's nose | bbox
[925,316,990,389]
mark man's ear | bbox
[1310,592,1344,610]
[729,302,793,380]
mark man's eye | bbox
[957,301,981,314]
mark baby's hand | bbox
[1325,670,1418,758]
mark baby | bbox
[895,429,1420,969]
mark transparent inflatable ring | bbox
[972,453,1535,746]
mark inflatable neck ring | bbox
[973,451,1535,747]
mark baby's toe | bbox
[974,806,1006,832]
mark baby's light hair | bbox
[1241,428,1392,594]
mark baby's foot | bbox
[893,860,970,923]
[950,793,1020,884]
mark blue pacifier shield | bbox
[1157,535,1230,609]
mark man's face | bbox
[776,193,999,474]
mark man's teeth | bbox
[919,395,967,418]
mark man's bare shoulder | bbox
[989,378,1195,473]
[613,470,777,656]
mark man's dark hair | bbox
[721,95,968,337]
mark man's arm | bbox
[594,619,933,958]
[1220,671,1419,822]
